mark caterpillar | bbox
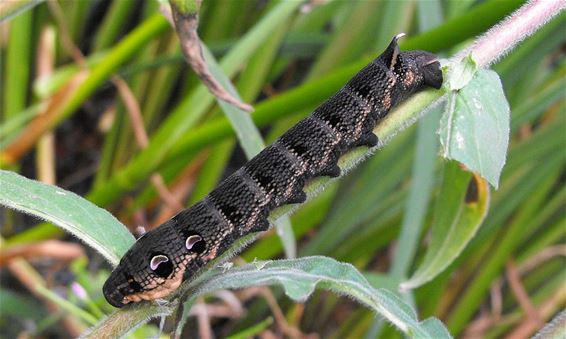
[103,34,443,308]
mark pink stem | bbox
[457,0,566,67]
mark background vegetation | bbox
[1,0,564,338]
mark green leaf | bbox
[184,257,451,338]
[419,318,453,339]
[401,162,490,289]
[92,257,450,338]
[444,54,477,90]
[439,69,510,188]
[0,170,134,265]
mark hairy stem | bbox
[457,0,566,67]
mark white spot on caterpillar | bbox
[403,70,415,87]
[185,235,203,250]
[150,255,169,271]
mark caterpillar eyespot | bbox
[185,234,205,252]
[102,35,443,308]
[149,254,170,272]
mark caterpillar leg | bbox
[354,132,378,148]
[249,217,270,233]
[285,190,307,205]
[316,164,341,178]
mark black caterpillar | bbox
[103,35,443,307]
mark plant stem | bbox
[457,0,566,67]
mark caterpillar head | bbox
[103,219,207,308]
[382,33,443,92]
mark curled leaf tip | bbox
[169,2,254,113]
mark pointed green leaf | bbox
[401,162,490,289]
[419,318,453,339]
[439,69,510,188]
[0,170,134,264]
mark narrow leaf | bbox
[35,285,98,325]
[439,69,510,188]
[227,317,274,339]
[202,46,264,158]
[0,170,134,264]
[402,162,489,289]
[0,0,44,23]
